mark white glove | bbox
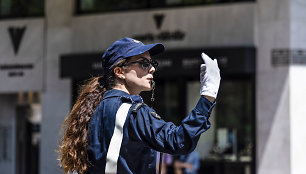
[200,53,221,99]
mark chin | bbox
[143,87,152,91]
[142,85,152,91]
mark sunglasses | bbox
[122,57,159,71]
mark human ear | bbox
[113,67,125,79]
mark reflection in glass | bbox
[215,80,253,161]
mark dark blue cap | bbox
[101,37,165,75]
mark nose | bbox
[148,65,155,74]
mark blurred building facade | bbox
[0,0,306,174]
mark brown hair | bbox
[58,60,126,174]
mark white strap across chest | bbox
[105,103,132,174]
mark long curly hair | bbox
[58,60,126,174]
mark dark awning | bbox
[60,47,255,80]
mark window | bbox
[77,0,148,13]
[0,0,44,18]
[76,0,255,14]
[199,78,255,174]
[140,78,256,174]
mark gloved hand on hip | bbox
[200,53,221,99]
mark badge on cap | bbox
[151,112,161,119]
[132,39,142,44]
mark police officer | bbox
[58,37,221,174]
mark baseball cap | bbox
[101,37,165,75]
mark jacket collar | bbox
[103,89,143,103]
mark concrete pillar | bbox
[256,0,306,173]
[40,0,74,173]
[289,1,306,174]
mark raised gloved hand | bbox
[200,53,221,99]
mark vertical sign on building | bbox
[0,19,44,92]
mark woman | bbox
[58,37,220,174]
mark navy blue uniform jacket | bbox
[86,89,215,174]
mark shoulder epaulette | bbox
[132,103,146,113]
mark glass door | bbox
[200,78,255,174]
[141,77,255,174]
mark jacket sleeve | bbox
[128,95,215,155]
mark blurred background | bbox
[0,0,306,174]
